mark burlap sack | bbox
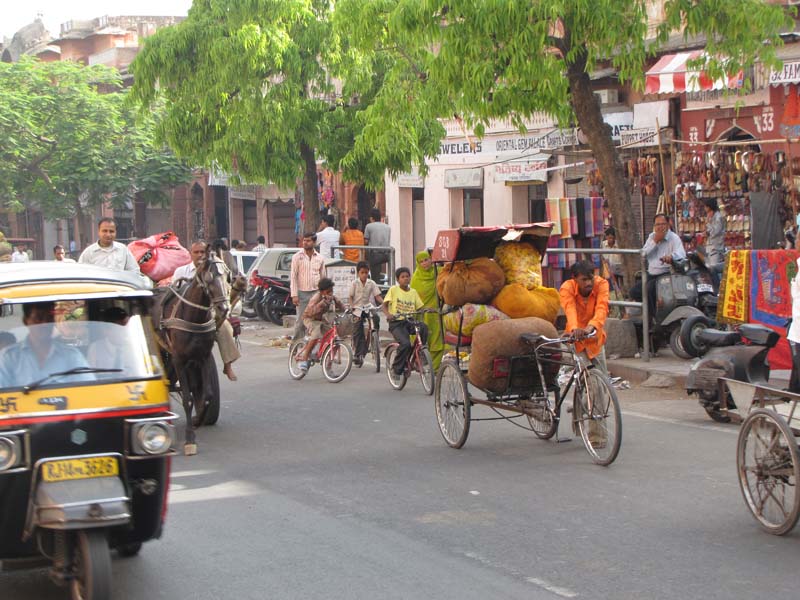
[436,258,505,306]
[467,317,558,393]
[492,283,560,323]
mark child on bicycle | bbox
[382,266,427,377]
[297,277,344,372]
[347,261,383,367]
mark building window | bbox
[528,183,547,222]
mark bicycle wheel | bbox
[385,344,407,390]
[737,409,800,535]
[418,348,435,396]
[573,369,621,466]
[371,329,381,373]
[321,341,353,383]
[288,340,307,380]
[434,359,470,448]
[525,395,557,440]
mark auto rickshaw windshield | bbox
[0,299,163,391]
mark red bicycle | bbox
[288,311,353,383]
[385,310,436,395]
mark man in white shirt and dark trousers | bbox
[316,214,341,259]
[364,208,391,283]
[290,232,327,341]
[78,218,140,272]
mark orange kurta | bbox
[341,229,365,262]
[559,276,609,359]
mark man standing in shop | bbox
[79,218,140,273]
[703,198,726,286]
[364,208,391,284]
[290,232,327,341]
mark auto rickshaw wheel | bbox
[70,530,111,600]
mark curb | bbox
[607,360,688,388]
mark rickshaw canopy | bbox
[431,223,554,263]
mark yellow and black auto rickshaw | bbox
[0,263,174,600]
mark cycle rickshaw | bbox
[430,223,622,466]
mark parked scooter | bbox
[256,276,295,325]
[241,271,267,318]
[674,251,721,357]
[685,323,780,423]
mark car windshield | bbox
[0,299,162,391]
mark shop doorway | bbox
[213,186,229,239]
[463,190,484,227]
[412,188,426,255]
[243,199,257,245]
[268,201,297,247]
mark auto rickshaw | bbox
[0,263,174,600]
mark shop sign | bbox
[493,154,550,183]
[770,60,800,86]
[444,168,484,189]
[602,111,634,141]
[492,129,578,154]
[327,265,358,300]
[395,168,425,188]
[619,126,673,148]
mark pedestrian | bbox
[347,261,383,367]
[410,250,443,370]
[11,245,29,263]
[317,214,341,259]
[253,235,267,253]
[340,217,365,262]
[601,227,624,287]
[364,208,391,283]
[382,266,427,377]
[290,232,327,341]
[295,277,345,372]
[234,240,247,251]
[53,244,75,262]
[704,198,725,286]
[78,218,140,272]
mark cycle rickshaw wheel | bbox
[737,408,800,535]
[321,341,353,383]
[371,329,381,372]
[418,348,435,396]
[385,344,408,390]
[435,359,470,448]
[526,396,557,440]
[288,340,307,380]
[573,369,621,466]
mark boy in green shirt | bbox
[382,266,427,376]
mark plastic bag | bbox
[128,232,191,283]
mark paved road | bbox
[3,322,799,599]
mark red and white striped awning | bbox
[645,51,743,95]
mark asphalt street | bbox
[3,320,800,600]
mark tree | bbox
[130,0,398,234]
[0,57,190,239]
[334,0,792,261]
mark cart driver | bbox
[559,260,610,373]
[0,301,94,389]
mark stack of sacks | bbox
[436,257,505,307]
[492,241,560,324]
[442,303,509,345]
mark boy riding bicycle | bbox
[347,261,383,367]
[297,277,344,372]
[382,267,428,377]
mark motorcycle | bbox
[674,251,721,358]
[685,323,780,423]
[256,276,295,326]
[241,271,267,318]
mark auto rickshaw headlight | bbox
[0,436,20,471]
[133,422,172,455]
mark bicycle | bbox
[351,304,383,373]
[385,309,436,395]
[288,311,353,383]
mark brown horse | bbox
[152,246,228,455]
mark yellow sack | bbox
[492,283,560,323]
[494,241,543,289]
[436,258,505,307]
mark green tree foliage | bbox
[0,57,190,221]
[334,0,793,254]
[130,0,394,233]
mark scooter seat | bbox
[698,329,741,347]
[739,324,780,348]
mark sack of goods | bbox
[492,282,560,323]
[436,257,505,307]
[494,241,543,289]
[442,303,509,337]
[128,232,192,283]
[467,317,558,393]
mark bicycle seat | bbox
[520,333,543,346]
[697,329,741,347]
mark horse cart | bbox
[724,378,800,534]
[431,224,622,466]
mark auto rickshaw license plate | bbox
[41,457,119,483]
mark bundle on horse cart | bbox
[494,241,543,289]
[492,282,560,322]
[442,303,509,336]
[435,257,505,306]
[467,317,559,393]
[128,231,191,283]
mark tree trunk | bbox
[567,54,642,285]
[300,141,320,235]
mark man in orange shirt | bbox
[340,217,365,262]
[559,260,609,373]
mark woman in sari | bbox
[410,250,443,369]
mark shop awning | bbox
[645,51,743,94]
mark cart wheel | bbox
[288,340,307,380]
[418,348,435,396]
[371,329,381,373]
[737,409,800,535]
[321,341,353,383]
[70,530,111,600]
[435,359,471,448]
[385,344,407,391]
[573,369,622,466]
[526,396,557,440]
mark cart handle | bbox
[520,331,597,346]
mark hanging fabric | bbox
[560,198,571,239]
[546,198,562,235]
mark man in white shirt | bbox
[53,245,76,263]
[11,245,29,262]
[364,208,392,282]
[172,241,241,381]
[253,235,267,253]
[316,214,342,259]
[78,218,140,272]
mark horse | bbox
[152,246,228,455]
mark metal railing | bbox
[544,247,650,362]
[330,244,396,289]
